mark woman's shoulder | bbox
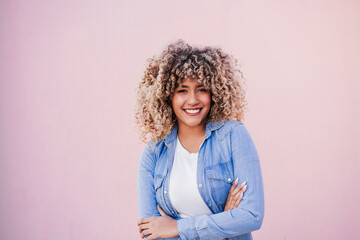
[210,120,256,146]
[142,139,166,157]
[214,120,245,135]
[223,119,244,128]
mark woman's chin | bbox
[181,120,206,128]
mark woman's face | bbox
[171,78,211,129]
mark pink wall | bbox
[1,0,360,239]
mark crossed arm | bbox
[137,178,247,239]
[137,125,264,239]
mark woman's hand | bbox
[224,178,247,211]
[137,205,179,239]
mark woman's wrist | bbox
[173,220,180,237]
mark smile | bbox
[184,108,202,115]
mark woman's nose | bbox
[187,91,199,104]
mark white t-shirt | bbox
[168,136,212,218]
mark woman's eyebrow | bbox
[178,84,204,88]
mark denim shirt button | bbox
[209,204,212,207]
[171,211,174,214]
[227,178,232,182]
[164,190,167,194]
[198,184,203,188]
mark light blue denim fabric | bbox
[137,120,264,240]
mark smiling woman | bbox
[171,79,211,153]
[135,40,264,240]
[172,80,211,122]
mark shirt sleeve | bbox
[137,143,181,240]
[137,143,162,219]
[177,124,265,239]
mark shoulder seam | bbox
[147,139,165,158]
[221,120,244,139]
[230,123,248,153]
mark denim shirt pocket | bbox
[205,161,234,210]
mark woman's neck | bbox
[178,122,205,138]
[177,122,206,153]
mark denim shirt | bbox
[137,120,264,240]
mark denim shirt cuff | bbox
[177,218,199,240]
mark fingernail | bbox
[240,192,243,198]
[241,181,246,186]
[235,178,239,183]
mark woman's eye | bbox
[177,89,187,93]
[198,88,208,92]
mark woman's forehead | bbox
[177,77,204,86]
[181,78,202,83]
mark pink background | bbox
[1,0,360,239]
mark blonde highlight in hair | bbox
[135,39,247,143]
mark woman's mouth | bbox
[184,108,202,116]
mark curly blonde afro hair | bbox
[135,39,247,143]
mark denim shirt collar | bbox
[164,120,225,146]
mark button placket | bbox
[163,143,180,219]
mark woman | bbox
[135,40,264,240]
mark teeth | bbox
[185,109,200,114]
